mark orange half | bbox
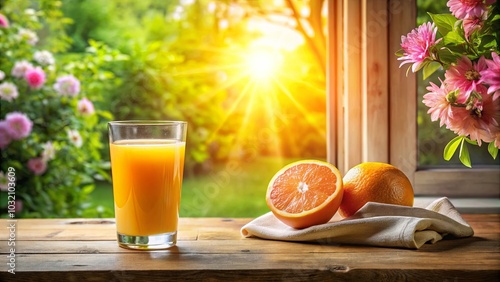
[266,160,344,229]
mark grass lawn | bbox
[88,156,306,218]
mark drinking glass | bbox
[108,121,187,250]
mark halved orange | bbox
[266,160,344,229]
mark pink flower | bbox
[33,50,55,66]
[11,60,34,78]
[15,200,23,213]
[67,129,83,148]
[493,131,500,148]
[444,56,487,101]
[399,22,440,72]
[25,66,46,89]
[423,80,455,127]
[18,28,38,45]
[5,112,33,140]
[77,98,95,115]
[463,15,486,39]
[0,82,19,101]
[41,141,56,161]
[0,121,12,149]
[447,88,500,145]
[0,14,8,28]
[447,0,495,20]
[480,52,500,100]
[27,157,47,175]
[54,75,80,97]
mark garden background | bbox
[1,0,328,218]
[2,0,491,219]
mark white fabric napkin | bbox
[241,197,474,249]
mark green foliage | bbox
[443,136,478,168]
[0,1,123,218]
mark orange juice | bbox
[110,139,185,236]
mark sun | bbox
[245,48,283,81]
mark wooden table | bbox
[1,215,499,281]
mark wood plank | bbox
[6,252,499,272]
[1,235,497,256]
[415,169,500,197]
[362,0,389,163]
[343,0,363,172]
[0,218,247,241]
[326,0,343,168]
[3,268,499,282]
[388,0,418,183]
[3,215,498,240]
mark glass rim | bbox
[109,120,187,126]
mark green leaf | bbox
[478,35,498,50]
[81,185,95,195]
[423,61,441,80]
[488,142,498,159]
[97,110,114,120]
[459,139,472,168]
[428,13,458,36]
[443,30,466,45]
[464,137,478,145]
[435,47,460,65]
[443,136,463,160]
[395,49,405,57]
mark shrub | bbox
[0,2,125,217]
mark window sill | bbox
[415,196,500,214]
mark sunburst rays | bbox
[171,45,325,160]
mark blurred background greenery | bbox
[1,0,327,218]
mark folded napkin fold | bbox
[241,197,474,249]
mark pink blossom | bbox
[444,56,487,101]
[41,141,56,161]
[0,121,12,149]
[5,112,33,140]
[33,50,55,66]
[0,70,5,81]
[27,157,47,175]
[77,98,95,115]
[15,200,23,213]
[0,82,19,101]
[54,75,80,97]
[67,129,83,148]
[493,131,500,149]
[398,22,440,73]
[0,14,8,28]
[11,60,34,78]
[480,52,500,100]
[25,66,46,89]
[447,88,500,145]
[17,28,38,45]
[447,0,495,20]
[463,15,486,39]
[423,80,455,127]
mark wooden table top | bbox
[1,214,499,281]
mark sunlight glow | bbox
[245,49,282,80]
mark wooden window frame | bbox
[327,0,499,198]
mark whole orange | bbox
[338,162,414,218]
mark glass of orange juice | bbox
[108,121,187,250]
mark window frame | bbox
[327,0,500,198]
